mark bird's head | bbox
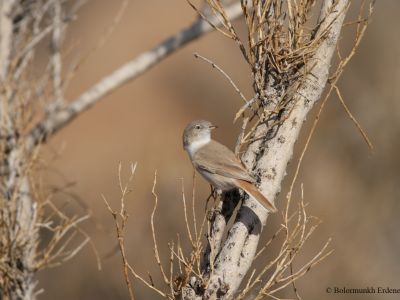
[182,120,217,151]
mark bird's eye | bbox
[195,125,201,129]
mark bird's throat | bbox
[186,136,210,159]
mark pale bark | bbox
[0,0,15,79]
[0,1,39,298]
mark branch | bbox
[0,0,15,79]
[26,2,243,149]
[200,189,241,276]
[203,0,350,298]
[48,0,65,112]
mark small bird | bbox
[183,120,277,213]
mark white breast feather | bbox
[186,136,210,159]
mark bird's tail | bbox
[235,180,277,213]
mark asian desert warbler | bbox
[182,120,277,213]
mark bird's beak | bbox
[209,125,218,130]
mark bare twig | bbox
[334,82,373,151]
[151,171,169,285]
[102,162,139,300]
[194,52,248,104]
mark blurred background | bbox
[36,1,400,299]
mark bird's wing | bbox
[194,140,255,183]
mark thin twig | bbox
[333,85,373,151]
[194,52,248,104]
[151,171,169,284]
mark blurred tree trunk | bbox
[0,1,39,298]
[0,0,242,298]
